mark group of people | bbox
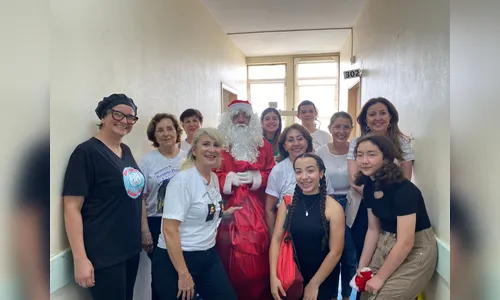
[62,94,437,300]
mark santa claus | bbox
[215,100,275,300]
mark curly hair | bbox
[353,134,405,190]
[146,113,183,147]
[357,97,410,159]
[276,124,313,163]
[283,153,329,251]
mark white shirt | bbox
[157,167,223,251]
[178,139,192,152]
[139,149,187,217]
[265,157,335,205]
[347,136,415,162]
[316,144,349,195]
[311,129,332,150]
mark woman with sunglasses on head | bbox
[63,94,147,300]
[316,112,357,300]
[152,128,240,300]
[353,134,436,300]
[269,153,345,300]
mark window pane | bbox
[249,83,285,117]
[297,62,338,79]
[248,65,286,80]
[298,79,337,86]
[297,85,337,131]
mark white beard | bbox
[228,125,260,162]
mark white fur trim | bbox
[229,103,253,114]
[249,170,262,191]
[223,172,237,195]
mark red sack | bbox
[276,195,303,299]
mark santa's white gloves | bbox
[237,171,253,184]
[231,173,241,187]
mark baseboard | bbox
[435,236,450,284]
[50,248,74,294]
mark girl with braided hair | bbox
[269,153,345,300]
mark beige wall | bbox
[50,0,247,256]
[339,0,449,299]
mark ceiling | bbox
[199,0,366,57]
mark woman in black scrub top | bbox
[62,94,150,300]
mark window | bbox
[295,59,338,132]
[248,64,286,118]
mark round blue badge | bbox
[122,167,145,199]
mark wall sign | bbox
[343,69,362,79]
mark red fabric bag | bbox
[276,195,303,299]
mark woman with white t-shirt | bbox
[139,113,187,300]
[152,127,240,300]
[264,123,335,236]
[316,112,356,300]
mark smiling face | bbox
[294,157,323,194]
[101,104,137,137]
[154,118,178,148]
[329,117,353,143]
[193,133,222,169]
[366,102,391,134]
[262,111,280,136]
[181,116,201,138]
[355,140,386,177]
[283,128,308,162]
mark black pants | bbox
[350,200,368,300]
[89,254,140,300]
[152,247,236,300]
[148,217,162,300]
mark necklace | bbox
[328,143,347,170]
[302,196,320,217]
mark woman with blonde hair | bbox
[152,128,241,300]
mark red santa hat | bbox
[228,100,253,114]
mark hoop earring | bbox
[388,123,391,128]
[366,126,370,131]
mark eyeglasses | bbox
[332,124,352,132]
[107,109,139,124]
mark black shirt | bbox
[290,193,331,280]
[363,179,431,234]
[62,137,145,269]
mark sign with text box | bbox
[343,69,362,79]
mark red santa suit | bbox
[215,100,276,300]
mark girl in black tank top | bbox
[270,154,346,300]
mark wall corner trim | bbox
[435,236,450,284]
[50,248,74,294]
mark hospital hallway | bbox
[46,0,450,299]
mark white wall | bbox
[339,0,449,299]
[50,0,246,257]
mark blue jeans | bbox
[335,194,358,298]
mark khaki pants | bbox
[361,227,437,300]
